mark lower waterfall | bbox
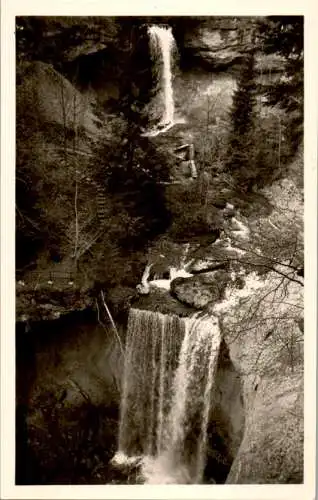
[112,308,221,484]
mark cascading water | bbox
[143,25,176,137]
[112,308,221,483]
[115,309,185,459]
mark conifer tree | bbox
[227,49,258,190]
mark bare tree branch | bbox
[100,291,124,356]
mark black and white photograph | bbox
[1,6,317,499]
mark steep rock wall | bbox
[16,311,124,484]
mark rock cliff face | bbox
[204,339,245,483]
[17,60,102,145]
[181,19,250,70]
[16,311,123,484]
[219,276,304,483]
[17,313,122,409]
[180,19,285,72]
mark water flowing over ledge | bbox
[142,25,176,137]
[112,308,221,483]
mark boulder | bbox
[171,270,231,309]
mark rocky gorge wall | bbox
[221,276,303,484]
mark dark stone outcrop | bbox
[16,286,94,322]
[171,270,231,309]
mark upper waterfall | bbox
[142,25,176,137]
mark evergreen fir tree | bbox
[227,50,257,190]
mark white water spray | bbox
[143,25,176,137]
[113,309,221,483]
